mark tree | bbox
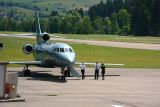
[61,13,73,33]
[40,19,48,32]
[50,11,58,17]
[135,4,151,36]
[76,8,84,17]
[74,19,82,34]
[117,9,130,29]
[18,18,34,32]
[80,16,92,34]
[103,17,111,34]
[119,25,131,36]
[117,9,131,35]
[70,11,82,33]
[131,0,152,36]
[97,0,105,18]
[88,5,97,21]
[93,17,104,34]
[0,18,8,31]
[49,16,61,33]
[111,13,120,34]
[151,0,160,36]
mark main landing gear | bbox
[60,67,66,81]
[60,66,71,81]
[22,65,31,76]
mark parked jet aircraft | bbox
[8,12,80,77]
[2,12,124,77]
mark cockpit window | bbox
[54,48,73,53]
[69,48,73,52]
[60,48,64,52]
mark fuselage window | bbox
[69,48,73,52]
[53,48,59,52]
[65,48,68,52]
[56,48,59,52]
[60,48,64,52]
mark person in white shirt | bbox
[80,62,86,79]
[95,62,100,80]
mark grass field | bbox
[55,34,160,44]
[0,36,160,68]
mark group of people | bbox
[62,62,106,81]
[80,62,106,80]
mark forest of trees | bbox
[89,0,160,36]
[0,0,159,36]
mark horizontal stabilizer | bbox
[0,33,36,37]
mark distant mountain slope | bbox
[0,0,105,18]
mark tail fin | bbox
[35,11,42,43]
[35,11,41,34]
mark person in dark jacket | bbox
[101,63,105,80]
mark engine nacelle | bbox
[42,33,50,41]
[23,44,33,54]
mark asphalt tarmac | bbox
[0,67,160,107]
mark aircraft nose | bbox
[57,53,75,66]
[65,55,75,64]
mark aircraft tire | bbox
[24,69,31,76]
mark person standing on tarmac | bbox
[101,63,105,80]
[80,62,86,79]
[62,67,68,81]
[95,62,100,80]
[67,66,70,77]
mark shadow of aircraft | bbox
[18,71,67,83]
[9,70,120,83]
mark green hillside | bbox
[0,0,105,18]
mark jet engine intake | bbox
[23,44,33,54]
[42,33,50,41]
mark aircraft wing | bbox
[9,61,41,65]
[0,33,36,37]
[75,62,124,66]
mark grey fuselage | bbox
[33,42,75,68]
